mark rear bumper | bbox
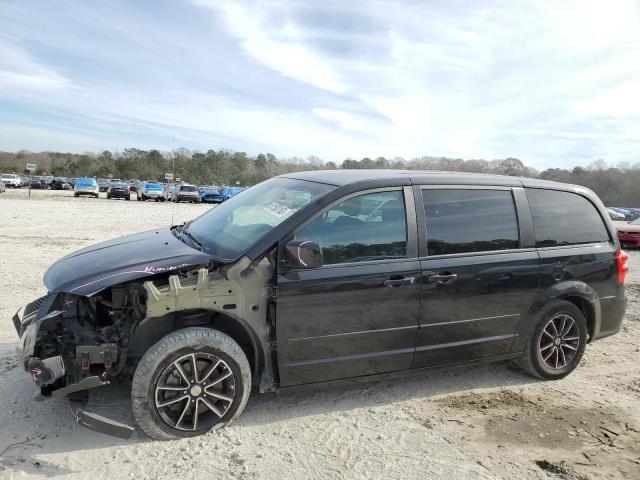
[593,295,627,341]
[109,191,129,198]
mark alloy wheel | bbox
[538,314,580,370]
[154,352,235,432]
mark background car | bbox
[128,179,142,193]
[611,207,640,222]
[163,183,178,201]
[29,176,48,189]
[221,186,246,201]
[617,218,640,248]
[171,184,200,203]
[199,185,223,203]
[98,179,110,192]
[607,208,625,220]
[0,173,22,188]
[51,177,71,190]
[106,180,130,200]
[73,177,99,198]
[137,181,165,201]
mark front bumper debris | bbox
[70,408,135,439]
[51,375,109,397]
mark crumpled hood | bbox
[44,228,213,296]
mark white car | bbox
[137,181,165,201]
[0,173,22,188]
[607,208,625,221]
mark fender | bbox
[512,280,600,352]
[139,258,277,389]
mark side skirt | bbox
[271,352,524,394]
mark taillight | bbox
[615,249,629,285]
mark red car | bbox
[617,219,640,248]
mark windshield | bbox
[77,178,95,185]
[180,185,197,192]
[186,177,334,259]
[146,182,163,190]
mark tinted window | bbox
[181,186,197,192]
[526,189,609,247]
[422,189,519,255]
[295,190,407,265]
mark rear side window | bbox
[526,189,609,247]
[422,189,519,255]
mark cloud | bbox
[0,42,69,90]
[0,0,638,170]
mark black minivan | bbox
[13,170,628,440]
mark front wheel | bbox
[131,327,251,440]
[519,300,588,380]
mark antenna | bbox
[170,137,175,226]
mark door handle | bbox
[428,273,458,284]
[383,276,416,287]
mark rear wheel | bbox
[519,300,587,380]
[131,327,251,440]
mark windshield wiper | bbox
[180,230,203,251]
[172,223,203,251]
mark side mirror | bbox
[285,239,323,269]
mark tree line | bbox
[0,149,637,206]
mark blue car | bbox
[200,186,246,203]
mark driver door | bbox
[275,187,421,387]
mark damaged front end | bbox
[13,283,147,438]
[15,282,146,395]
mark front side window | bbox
[295,190,407,265]
[422,189,519,255]
[526,188,609,247]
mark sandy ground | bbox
[0,188,638,480]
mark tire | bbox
[73,193,79,197]
[126,196,130,201]
[519,299,588,380]
[131,327,251,440]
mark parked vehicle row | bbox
[609,207,640,221]
[0,172,248,205]
[0,174,79,189]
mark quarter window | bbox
[295,190,407,265]
[526,189,609,247]
[422,189,519,255]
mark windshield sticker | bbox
[264,201,292,218]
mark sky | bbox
[0,0,638,170]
